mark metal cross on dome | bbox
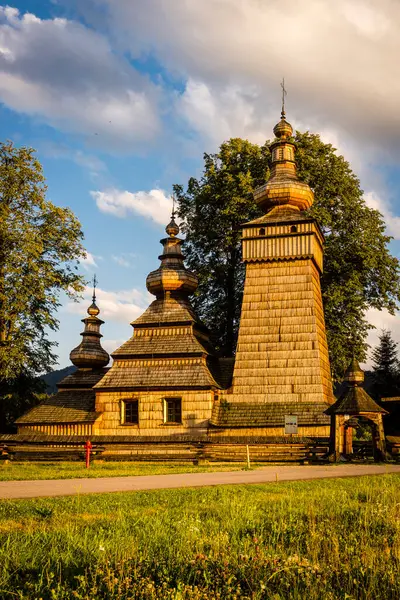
[92,274,97,303]
[281,78,287,116]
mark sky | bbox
[1,0,400,369]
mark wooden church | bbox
[5,107,393,461]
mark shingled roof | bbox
[210,401,330,428]
[112,331,213,358]
[60,368,108,388]
[95,357,221,390]
[244,207,314,226]
[97,216,225,392]
[15,390,100,424]
[132,297,199,327]
[325,387,387,415]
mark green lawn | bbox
[1,475,399,599]
[0,460,254,481]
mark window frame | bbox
[121,398,139,426]
[163,397,182,425]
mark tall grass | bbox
[0,475,399,599]
[0,461,250,481]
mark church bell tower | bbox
[230,100,334,425]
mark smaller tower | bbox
[15,285,109,436]
[326,359,388,461]
[70,278,109,369]
[94,209,226,437]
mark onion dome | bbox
[69,287,109,369]
[146,212,198,299]
[87,301,100,317]
[254,99,314,213]
[165,214,180,237]
[273,110,293,140]
[344,358,365,386]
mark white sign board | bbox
[285,415,298,435]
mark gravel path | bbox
[1,464,399,499]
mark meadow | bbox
[0,461,255,481]
[0,474,399,599]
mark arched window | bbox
[259,228,265,236]
[290,225,297,233]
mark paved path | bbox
[1,464,399,500]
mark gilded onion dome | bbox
[254,105,314,213]
[273,110,293,140]
[70,288,109,369]
[146,211,198,299]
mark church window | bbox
[164,398,182,424]
[123,399,139,424]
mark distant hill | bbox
[40,366,76,394]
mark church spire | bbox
[146,202,198,299]
[253,84,314,214]
[69,278,109,369]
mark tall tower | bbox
[230,106,334,431]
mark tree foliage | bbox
[371,330,400,398]
[174,133,400,381]
[0,141,86,430]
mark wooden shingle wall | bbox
[94,389,213,436]
[230,259,334,413]
[242,221,323,271]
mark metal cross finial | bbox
[92,274,97,303]
[280,78,287,117]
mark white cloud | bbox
[112,254,134,268]
[89,0,400,154]
[364,191,400,240]
[79,252,100,270]
[178,79,271,146]
[91,188,173,225]
[67,285,151,324]
[0,7,160,148]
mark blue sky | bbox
[2,0,400,368]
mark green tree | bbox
[175,138,270,355]
[174,133,400,380]
[371,329,400,398]
[0,141,86,431]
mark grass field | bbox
[1,475,399,599]
[0,461,255,481]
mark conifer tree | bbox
[371,329,400,398]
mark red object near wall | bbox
[85,439,92,469]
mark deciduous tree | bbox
[0,141,86,430]
[174,133,400,380]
